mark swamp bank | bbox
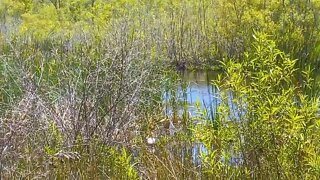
[1,0,320,179]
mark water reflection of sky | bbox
[164,70,243,121]
[183,82,219,118]
[164,70,221,120]
[163,70,244,166]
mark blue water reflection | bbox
[163,70,244,166]
[164,70,220,120]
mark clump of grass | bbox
[0,19,167,178]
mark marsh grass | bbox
[1,0,320,179]
[0,19,168,178]
[1,32,319,178]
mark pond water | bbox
[164,70,221,120]
[162,70,242,166]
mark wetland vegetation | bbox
[1,0,320,179]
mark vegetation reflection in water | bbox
[163,69,243,166]
[164,70,220,120]
[1,0,320,178]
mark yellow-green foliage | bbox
[206,32,320,178]
[1,0,320,63]
[44,122,63,155]
[0,0,31,17]
[1,0,320,179]
[20,5,61,39]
